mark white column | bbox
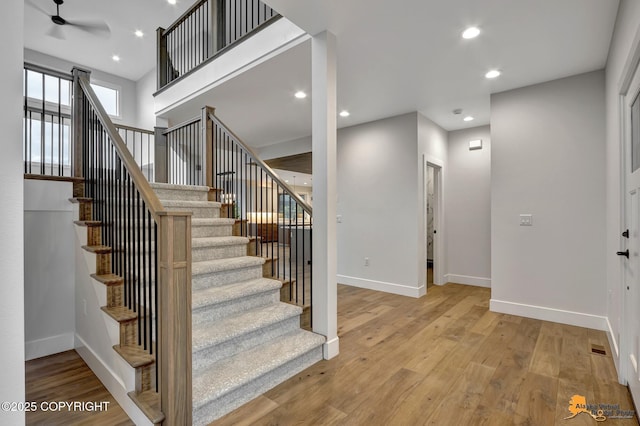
[0,0,25,424]
[311,31,339,359]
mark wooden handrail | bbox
[77,71,192,425]
[77,75,165,220]
[208,111,313,216]
[162,0,208,35]
[162,116,201,135]
[115,123,155,135]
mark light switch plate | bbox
[520,214,533,226]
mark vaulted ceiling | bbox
[24,0,620,146]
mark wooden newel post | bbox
[157,211,192,425]
[157,27,168,90]
[71,67,91,178]
[202,106,215,188]
[154,127,168,183]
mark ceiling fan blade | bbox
[66,19,111,38]
[25,0,52,18]
[46,24,66,40]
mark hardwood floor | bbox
[25,350,133,425]
[214,283,638,425]
[24,284,637,425]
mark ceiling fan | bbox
[27,0,111,40]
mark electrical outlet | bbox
[364,257,369,266]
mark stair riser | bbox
[192,244,248,262]
[192,291,280,324]
[192,266,264,290]
[192,225,233,238]
[192,346,323,425]
[192,316,301,371]
[164,205,219,219]
[155,189,208,202]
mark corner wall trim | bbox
[338,275,426,298]
[323,337,339,360]
[445,274,491,288]
[74,335,153,426]
[490,299,608,331]
[25,332,75,361]
[606,317,620,358]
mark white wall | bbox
[418,113,449,286]
[136,68,157,130]
[24,181,75,360]
[604,0,640,369]
[0,0,25,423]
[490,70,607,330]
[257,135,312,160]
[24,48,139,127]
[445,126,491,287]
[337,113,424,296]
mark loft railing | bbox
[23,63,155,180]
[116,124,155,182]
[73,68,192,424]
[159,117,204,185]
[156,0,279,90]
[158,107,313,324]
[23,63,73,177]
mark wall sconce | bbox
[469,139,482,150]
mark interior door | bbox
[622,65,640,408]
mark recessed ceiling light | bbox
[112,55,120,62]
[339,110,350,117]
[167,0,177,4]
[462,27,480,39]
[285,180,289,183]
[485,69,501,79]
[135,30,144,38]
[294,91,307,99]
[303,182,308,185]
[463,116,474,122]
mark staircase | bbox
[76,180,324,425]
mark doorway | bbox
[425,159,443,287]
[620,51,640,409]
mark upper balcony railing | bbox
[156,0,279,90]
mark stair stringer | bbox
[71,204,154,426]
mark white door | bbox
[425,159,443,286]
[622,63,640,408]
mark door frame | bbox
[425,156,444,286]
[618,27,640,399]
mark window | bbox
[23,65,73,176]
[91,82,120,117]
[24,69,72,106]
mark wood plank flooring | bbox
[25,350,133,425]
[214,283,638,425]
[25,284,637,425]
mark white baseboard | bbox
[75,334,153,426]
[337,275,426,298]
[323,336,339,360]
[444,274,491,288]
[490,299,608,331]
[605,317,623,381]
[25,332,75,361]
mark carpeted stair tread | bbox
[192,236,249,248]
[192,256,265,276]
[150,182,209,192]
[160,199,221,208]
[192,329,325,409]
[192,303,302,352]
[192,218,236,226]
[192,278,281,310]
